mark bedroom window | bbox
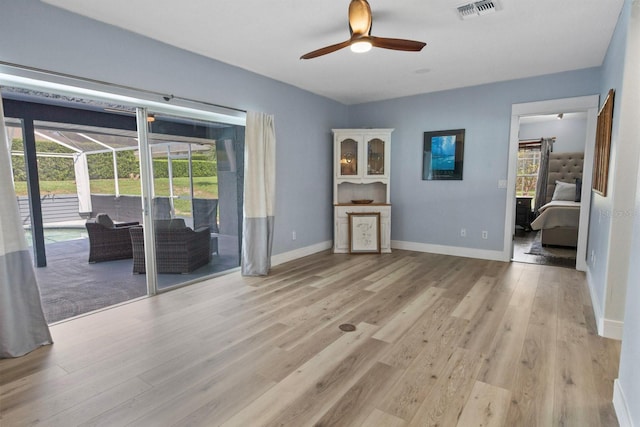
[516,148,541,197]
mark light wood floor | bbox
[0,250,621,426]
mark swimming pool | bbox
[24,228,88,245]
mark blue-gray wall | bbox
[587,0,631,323]
[0,0,348,256]
[519,117,587,153]
[615,1,640,425]
[349,69,600,251]
[621,166,640,427]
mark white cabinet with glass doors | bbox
[333,129,392,253]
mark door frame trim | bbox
[504,95,599,271]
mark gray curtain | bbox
[534,137,554,214]
[0,93,53,358]
[241,112,275,276]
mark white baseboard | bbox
[272,239,505,268]
[586,268,624,340]
[391,240,507,262]
[613,379,634,427]
[602,318,625,340]
[586,268,605,335]
[271,240,332,267]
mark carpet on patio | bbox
[34,239,147,323]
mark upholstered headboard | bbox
[545,152,584,204]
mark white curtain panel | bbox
[0,94,53,358]
[241,111,276,276]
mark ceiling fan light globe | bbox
[350,40,372,53]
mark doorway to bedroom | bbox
[511,111,588,268]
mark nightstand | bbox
[516,197,533,231]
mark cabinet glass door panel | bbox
[340,138,358,176]
[367,138,385,176]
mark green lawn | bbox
[14,177,218,216]
[13,177,218,198]
[13,180,78,196]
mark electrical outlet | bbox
[292,231,296,241]
[482,230,488,239]
[460,228,466,237]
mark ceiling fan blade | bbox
[349,0,372,35]
[370,36,426,52]
[300,40,352,60]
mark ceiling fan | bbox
[300,0,426,60]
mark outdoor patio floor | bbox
[32,234,240,324]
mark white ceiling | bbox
[42,0,624,105]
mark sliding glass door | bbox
[1,77,245,319]
[136,109,244,292]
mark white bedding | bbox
[531,200,581,230]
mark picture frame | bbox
[592,89,614,196]
[422,129,465,180]
[348,212,381,254]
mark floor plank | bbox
[264,338,389,427]
[312,362,401,427]
[451,275,496,320]
[407,347,484,427]
[0,250,621,427]
[504,323,557,426]
[372,286,446,343]
[359,408,406,427]
[380,315,470,421]
[219,322,378,426]
[456,381,511,427]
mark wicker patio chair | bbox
[129,219,211,274]
[85,213,139,263]
[193,198,219,255]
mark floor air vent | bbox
[457,0,500,20]
[339,323,356,332]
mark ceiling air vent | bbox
[457,0,500,20]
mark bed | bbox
[530,152,584,247]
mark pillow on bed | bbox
[575,178,582,202]
[552,181,577,201]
